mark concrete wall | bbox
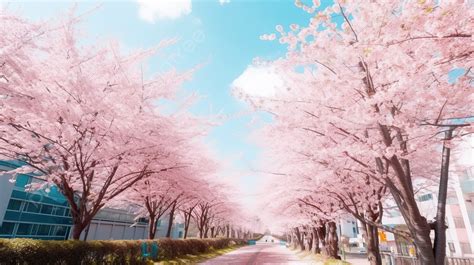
[0,163,20,225]
[0,175,14,225]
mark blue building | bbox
[0,160,184,240]
[0,161,72,240]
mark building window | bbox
[16,223,34,235]
[448,242,456,253]
[36,225,50,236]
[25,202,41,213]
[51,206,65,216]
[7,199,23,211]
[51,226,67,236]
[418,194,433,202]
[353,227,357,236]
[0,222,15,235]
[40,205,53,215]
[31,224,39,235]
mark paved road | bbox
[199,235,314,265]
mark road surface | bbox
[199,235,314,264]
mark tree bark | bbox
[210,227,215,238]
[434,127,453,265]
[313,227,321,254]
[317,222,327,253]
[387,177,435,265]
[294,227,305,250]
[183,210,192,239]
[198,225,204,238]
[325,222,340,259]
[184,221,190,239]
[166,201,177,238]
[148,215,157,239]
[306,227,313,252]
[71,222,85,240]
[364,223,382,265]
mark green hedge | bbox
[0,238,247,265]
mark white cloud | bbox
[232,65,285,98]
[136,0,192,22]
[219,0,230,5]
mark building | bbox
[338,135,474,258]
[344,166,474,258]
[0,161,72,240]
[0,160,184,241]
[76,207,149,240]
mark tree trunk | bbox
[199,225,204,238]
[211,227,215,238]
[434,127,453,265]
[325,222,340,259]
[183,211,191,239]
[306,228,313,252]
[290,231,296,248]
[226,225,230,238]
[294,227,305,250]
[166,201,177,238]
[313,227,320,254]
[389,182,435,265]
[411,221,435,265]
[364,223,382,265]
[71,222,85,240]
[148,215,157,239]
[184,221,190,239]
[317,222,327,253]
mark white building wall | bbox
[79,220,148,240]
[75,208,185,240]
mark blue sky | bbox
[3,0,328,206]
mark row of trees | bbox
[237,1,472,265]
[0,12,250,240]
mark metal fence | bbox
[381,253,474,265]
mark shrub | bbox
[0,238,246,265]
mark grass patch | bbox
[155,245,243,265]
[288,248,352,265]
[309,254,351,265]
[324,259,351,265]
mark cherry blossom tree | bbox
[237,1,473,264]
[0,13,195,239]
[179,196,200,239]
